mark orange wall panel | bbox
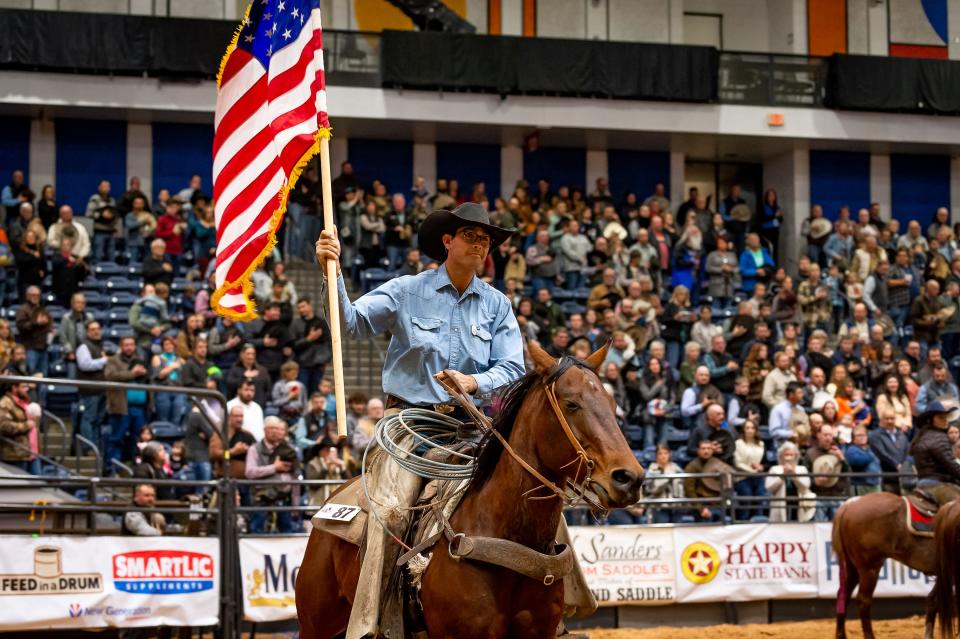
[488,0,501,35]
[522,0,536,37]
[808,0,846,56]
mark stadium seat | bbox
[82,291,109,308]
[551,289,575,300]
[44,384,79,416]
[361,268,393,293]
[107,291,138,306]
[106,324,133,340]
[107,308,131,324]
[94,262,125,278]
[149,420,185,441]
[665,425,689,443]
[104,278,140,293]
[171,278,190,293]
[560,301,586,316]
[82,279,106,292]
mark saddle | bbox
[904,483,960,537]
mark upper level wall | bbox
[4,0,960,60]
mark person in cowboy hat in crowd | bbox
[316,203,594,638]
[909,400,960,506]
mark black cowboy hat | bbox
[417,202,516,262]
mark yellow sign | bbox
[246,569,294,608]
[680,542,721,585]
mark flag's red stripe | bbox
[217,160,281,240]
[213,75,268,158]
[219,48,253,88]
[267,28,322,96]
[226,235,274,285]
[214,126,276,200]
[279,133,316,177]
[222,196,284,271]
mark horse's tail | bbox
[936,501,960,639]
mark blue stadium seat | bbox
[560,301,586,316]
[46,305,66,322]
[572,287,592,301]
[49,360,69,378]
[82,279,106,292]
[107,291,138,306]
[665,425,689,443]
[171,278,190,293]
[104,278,140,293]
[361,268,393,293]
[149,420,185,441]
[44,383,79,416]
[107,324,134,340]
[82,291,109,308]
[551,289,575,300]
[107,309,131,324]
[94,262,125,278]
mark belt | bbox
[385,394,474,424]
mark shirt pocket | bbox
[470,325,493,361]
[409,316,444,352]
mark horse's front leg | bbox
[420,552,509,639]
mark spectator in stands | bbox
[271,361,307,424]
[875,373,912,433]
[806,423,850,521]
[190,203,217,275]
[739,232,774,295]
[13,229,45,299]
[129,284,171,355]
[123,484,165,536]
[1,170,26,224]
[687,403,735,466]
[184,400,216,485]
[683,438,726,523]
[294,392,336,463]
[151,335,187,425]
[525,229,558,294]
[209,316,244,372]
[9,201,46,248]
[762,351,798,410]
[47,205,91,259]
[558,217,590,290]
[143,238,175,286]
[227,379,265,442]
[766,441,815,522]
[155,198,185,275]
[797,264,832,333]
[134,442,175,500]
[0,382,39,474]
[51,237,88,307]
[637,357,672,446]
[174,313,205,360]
[704,334,738,395]
[181,338,211,389]
[58,293,92,378]
[211,405,256,483]
[640,444,684,524]
[85,179,115,217]
[15,286,52,377]
[286,296,330,396]
[733,420,766,521]
[911,279,946,358]
[91,204,120,263]
[251,302,292,383]
[768,381,809,450]
[681,365,721,430]
[124,195,156,262]
[246,416,299,533]
[75,320,108,452]
[869,407,910,495]
[117,176,149,215]
[915,363,959,413]
[704,233,740,309]
[226,344,270,407]
[4,345,28,377]
[349,397,382,462]
[845,424,881,496]
[104,335,149,468]
[305,443,347,506]
[0,321,14,372]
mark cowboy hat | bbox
[919,399,960,425]
[417,202,516,262]
[812,454,841,488]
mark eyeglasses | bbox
[458,229,492,246]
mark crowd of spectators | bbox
[2,163,960,531]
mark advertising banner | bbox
[673,524,818,603]
[569,525,676,606]
[813,523,932,599]
[0,535,219,630]
[239,535,309,622]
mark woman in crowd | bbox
[0,319,15,371]
[639,357,673,449]
[896,358,921,414]
[37,185,58,229]
[671,222,702,295]
[844,424,882,496]
[661,285,693,368]
[643,444,685,524]
[743,342,772,405]
[13,229,44,299]
[875,373,913,434]
[765,441,816,523]
[151,335,188,425]
[868,341,898,391]
[733,419,767,521]
[677,340,702,395]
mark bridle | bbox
[437,357,606,511]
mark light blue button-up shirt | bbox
[336,265,525,405]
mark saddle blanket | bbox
[904,496,935,537]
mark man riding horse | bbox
[910,400,960,505]
[315,202,596,638]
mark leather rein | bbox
[435,357,605,512]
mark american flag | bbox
[212,0,330,319]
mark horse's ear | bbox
[584,341,610,373]
[527,339,557,376]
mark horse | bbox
[296,341,644,639]
[935,499,960,639]
[832,492,939,639]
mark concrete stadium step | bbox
[60,456,101,477]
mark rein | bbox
[436,357,604,511]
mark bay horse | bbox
[833,492,938,639]
[935,499,960,639]
[296,341,644,639]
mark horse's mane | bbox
[469,357,589,491]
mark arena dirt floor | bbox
[584,615,927,638]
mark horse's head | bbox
[527,340,643,509]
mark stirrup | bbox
[556,622,590,639]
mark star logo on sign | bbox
[282,28,292,40]
[680,542,721,585]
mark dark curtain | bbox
[827,53,960,115]
[0,8,231,79]
[381,30,718,102]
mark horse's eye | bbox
[565,401,580,412]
